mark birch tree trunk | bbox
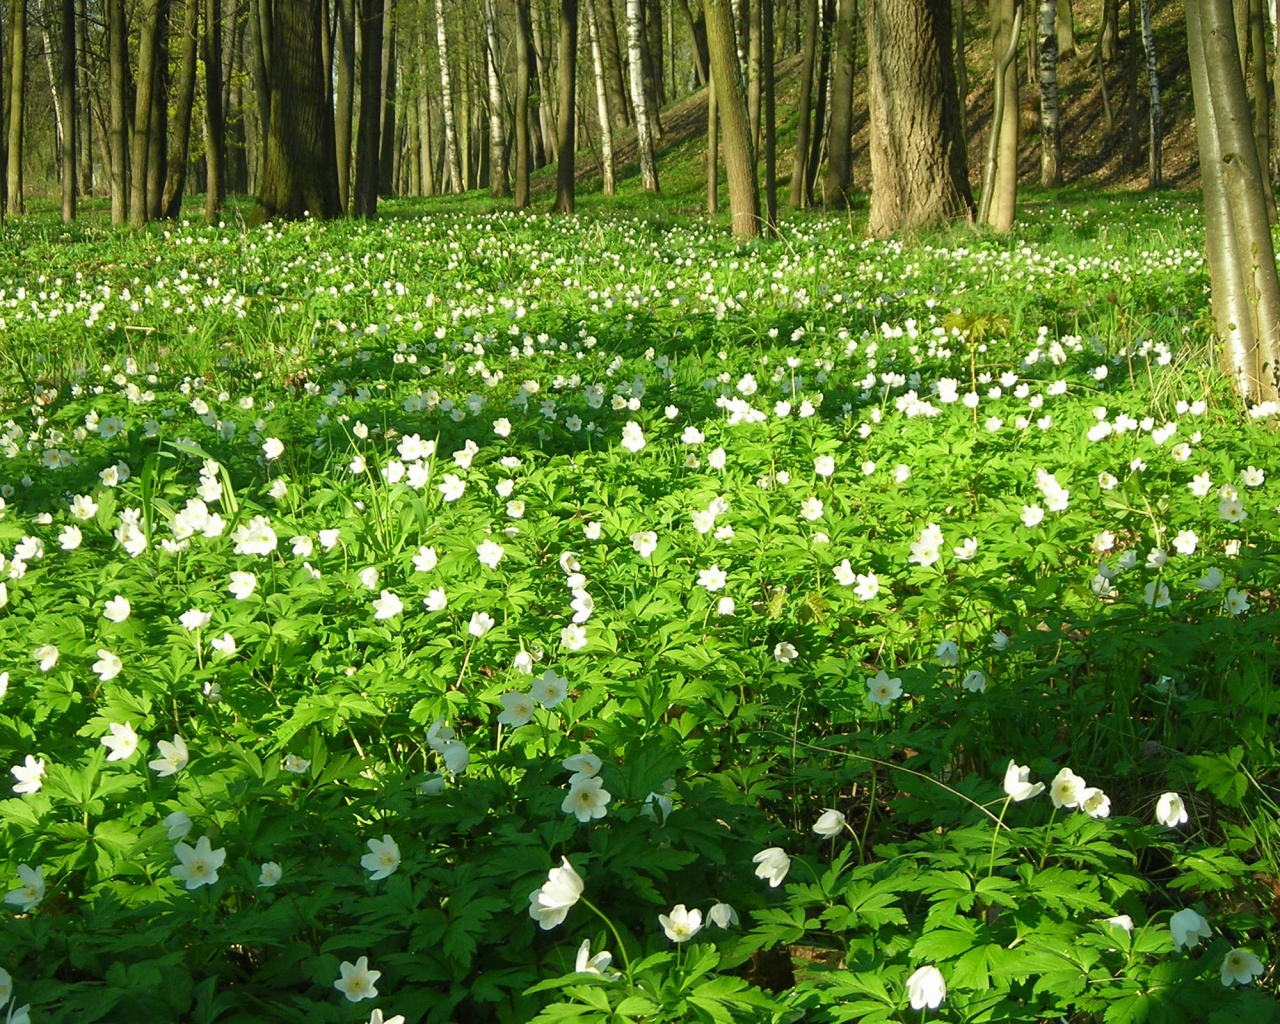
[554,0,578,213]
[628,0,660,190]
[484,0,508,196]
[705,0,760,237]
[1187,0,1280,402]
[1038,0,1061,186]
[1140,0,1161,188]
[588,0,615,193]
[437,0,464,192]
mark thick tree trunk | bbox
[130,0,162,228]
[8,0,26,214]
[705,0,760,236]
[108,0,128,225]
[352,0,383,217]
[1038,0,1061,186]
[484,0,508,196]
[1187,0,1280,402]
[980,0,1021,230]
[629,0,660,190]
[554,0,578,213]
[203,0,225,222]
[588,0,615,193]
[515,0,532,205]
[1140,0,1161,188]
[251,0,343,222]
[790,0,818,206]
[955,0,966,133]
[248,0,271,184]
[60,0,75,220]
[866,0,973,235]
[437,0,464,192]
[824,0,856,207]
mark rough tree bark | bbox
[704,0,760,236]
[250,0,343,222]
[866,0,973,235]
[824,0,856,207]
[554,0,578,213]
[1187,0,1280,403]
[628,0,660,190]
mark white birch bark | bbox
[1038,0,1060,186]
[436,0,464,192]
[627,0,659,191]
[588,1,615,193]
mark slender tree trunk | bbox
[515,0,532,205]
[75,0,90,195]
[251,0,343,222]
[596,0,631,125]
[333,0,354,209]
[628,0,660,190]
[1038,0,1061,185]
[646,0,665,108]
[1140,0,1161,188]
[1248,0,1272,215]
[763,0,777,229]
[790,0,818,206]
[459,19,472,188]
[706,67,718,211]
[378,1,395,194]
[40,9,64,188]
[352,0,383,216]
[163,0,200,217]
[678,0,710,82]
[1187,0,1280,402]
[203,0,225,222]
[554,0,578,213]
[248,0,271,184]
[1101,0,1117,60]
[804,0,834,201]
[60,0,75,220]
[484,0,508,196]
[748,0,761,150]
[130,0,162,228]
[980,0,1022,230]
[824,0,855,206]
[705,0,760,236]
[1056,0,1073,55]
[867,0,973,235]
[437,0,464,192]
[148,4,170,216]
[588,0,615,192]
[8,0,27,214]
[532,2,557,159]
[1125,0,1140,167]
[108,0,128,225]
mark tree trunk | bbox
[332,0,353,208]
[790,0,818,206]
[437,0,464,192]
[1187,0,1280,402]
[980,0,1021,230]
[1100,0,1117,60]
[378,2,396,194]
[75,0,91,195]
[1038,0,1060,186]
[163,0,200,217]
[203,0,225,222]
[706,67,718,211]
[646,0,665,109]
[554,0,578,213]
[955,0,967,133]
[108,0,128,225]
[1056,0,1073,55]
[251,0,343,222]
[515,0,532,205]
[824,0,856,206]
[588,0,615,192]
[352,0,383,216]
[60,0,75,220]
[629,0,660,190]
[8,0,26,214]
[248,0,271,185]
[762,0,777,229]
[804,0,834,202]
[596,0,631,126]
[705,0,760,236]
[130,0,162,228]
[1125,0,1139,167]
[40,7,64,200]
[1140,0,1161,188]
[748,0,761,150]
[1248,0,1272,215]
[484,0,508,196]
[678,0,711,83]
[866,0,973,235]
[147,4,170,217]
